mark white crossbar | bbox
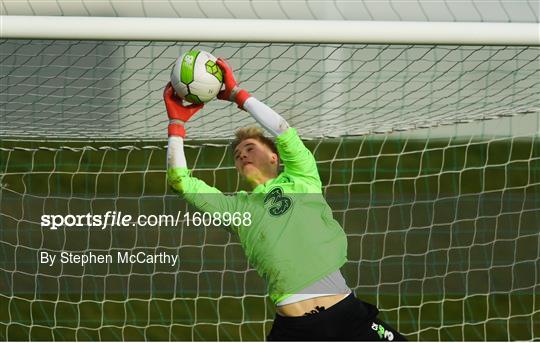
[1,16,539,45]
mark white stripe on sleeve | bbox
[167,136,187,169]
[243,97,289,137]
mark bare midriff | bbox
[275,294,349,317]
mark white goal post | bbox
[2,15,539,45]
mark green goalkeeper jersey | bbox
[168,128,347,303]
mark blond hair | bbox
[231,127,278,155]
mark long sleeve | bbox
[243,97,289,137]
[167,136,238,215]
[276,127,321,188]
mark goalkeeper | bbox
[165,59,406,341]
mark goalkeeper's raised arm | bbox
[164,83,239,215]
[215,59,321,189]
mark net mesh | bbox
[1,40,539,140]
[2,0,538,22]
[1,128,539,340]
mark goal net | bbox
[1,41,538,140]
[1,13,539,343]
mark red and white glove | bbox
[163,82,203,138]
[216,58,251,110]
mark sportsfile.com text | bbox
[40,211,252,230]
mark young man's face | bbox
[234,138,278,184]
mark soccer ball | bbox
[170,50,223,104]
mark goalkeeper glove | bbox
[216,58,251,110]
[163,82,203,138]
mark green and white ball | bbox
[170,50,223,104]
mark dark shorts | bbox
[267,293,407,341]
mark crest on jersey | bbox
[263,187,292,216]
